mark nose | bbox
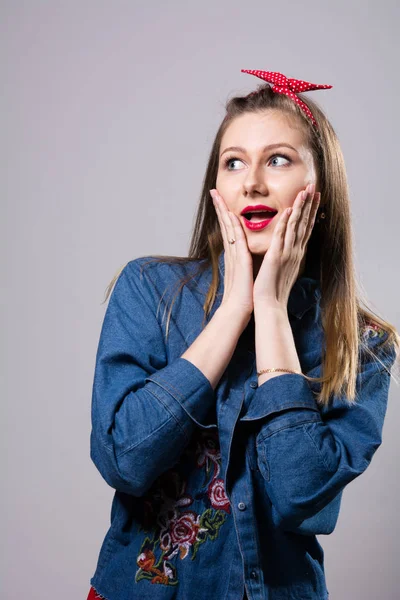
[242,164,268,196]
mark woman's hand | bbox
[253,182,321,308]
[210,189,254,322]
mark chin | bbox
[248,241,269,255]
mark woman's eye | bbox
[223,153,291,171]
[224,157,242,170]
[270,154,290,166]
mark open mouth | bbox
[242,210,277,222]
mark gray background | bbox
[2,1,399,599]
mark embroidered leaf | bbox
[201,508,228,539]
[190,509,228,560]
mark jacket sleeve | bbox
[90,259,216,497]
[249,330,397,534]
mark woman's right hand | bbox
[210,189,254,326]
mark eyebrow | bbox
[220,143,298,158]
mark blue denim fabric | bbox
[89,250,395,600]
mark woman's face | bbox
[216,110,318,258]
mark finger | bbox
[215,190,237,255]
[268,205,292,258]
[283,188,307,254]
[228,212,252,258]
[210,190,234,294]
[302,192,320,249]
[210,190,230,251]
[296,185,315,249]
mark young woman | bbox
[87,70,399,600]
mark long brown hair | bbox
[103,83,400,407]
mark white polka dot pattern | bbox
[241,69,333,128]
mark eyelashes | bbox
[222,153,292,170]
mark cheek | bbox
[215,174,227,198]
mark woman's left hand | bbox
[253,182,321,308]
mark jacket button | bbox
[250,570,257,579]
[250,381,258,389]
[238,502,246,510]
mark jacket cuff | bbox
[240,373,322,426]
[145,357,217,433]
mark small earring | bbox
[316,210,326,224]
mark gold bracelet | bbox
[257,367,304,376]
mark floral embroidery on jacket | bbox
[362,321,386,341]
[135,429,230,586]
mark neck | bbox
[252,252,307,281]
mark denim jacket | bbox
[89,251,396,600]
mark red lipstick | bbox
[240,204,277,214]
[240,204,278,231]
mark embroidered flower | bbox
[136,544,176,585]
[158,504,203,558]
[195,429,222,482]
[135,428,230,587]
[169,511,209,560]
[196,429,221,465]
[208,478,231,513]
[137,548,156,572]
[362,322,386,340]
[151,561,174,585]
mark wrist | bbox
[253,300,288,318]
[216,304,252,331]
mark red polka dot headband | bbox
[241,70,333,128]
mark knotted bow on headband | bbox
[241,70,332,128]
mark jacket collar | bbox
[217,250,320,320]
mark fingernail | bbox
[209,189,216,199]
